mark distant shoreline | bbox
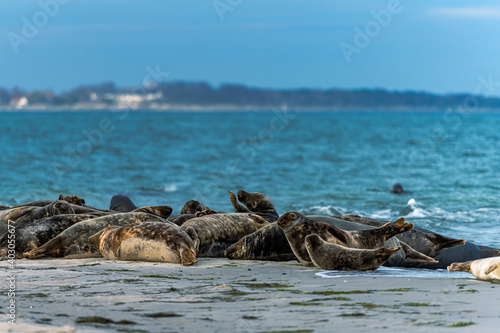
[2,104,500,113]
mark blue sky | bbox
[1,0,500,95]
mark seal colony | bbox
[1,191,499,283]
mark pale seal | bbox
[448,257,500,283]
[305,234,401,271]
[88,222,198,266]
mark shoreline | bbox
[1,258,498,332]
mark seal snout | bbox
[237,190,248,201]
[277,212,300,228]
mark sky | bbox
[1,0,500,96]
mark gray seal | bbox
[89,222,198,266]
[305,234,401,271]
[229,190,279,222]
[448,257,500,283]
[181,213,269,257]
[109,194,138,212]
[24,212,166,259]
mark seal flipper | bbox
[184,226,200,254]
[248,214,269,226]
[399,241,437,264]
[24,237,63,259]
[485,263,499,275]
[195,209,218,217]
[228,191,251,213]
[179,245,198,266]
[377,217,414,238]
[426,234,466,252]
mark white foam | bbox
[162,184,178,192]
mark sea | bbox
[1,109,499,259]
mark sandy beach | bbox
[1,258,499,332]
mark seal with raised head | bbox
[109,194,138,212]
[0,214,100,258]
[181,213,269,257]
[88,222,198,266]
[0,200,75,234]
[277,212,426,266]
[336,214,497,269]
[228,190,279,222]
[448,257,500,283]
[305,234,401,271]
[334,214,465,258]
[180,200,211,215]
[24,212,167,259]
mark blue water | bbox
[1,110,499,248]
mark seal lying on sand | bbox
[109,194,138,212]
[277,212,435,267]
[229,190,279,222]
[24,212,166,259]
[181,213,269,257]
[0,201,75,234]
[89,222,198,266]
[336,214,496,269]
[448,257,500,283]
[0,214,100,258]
[225,223,295,261]
[305,234,401,271]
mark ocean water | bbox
[1,110,499,250]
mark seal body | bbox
[225,223,295,261]
[305,234,401,271]
[89,222,198,266]
[132,206,173,219]
[0,201,75,234]
[336,214,465,258]
[24,212,166,258]
[0,214,100,257]
[448,257,500,282]
[181,213,269,257]
[277,212,414,266]
[168,214,196,226]
[228,190,279,222]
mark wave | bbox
[299,205,346,216]
[162,184,178,192]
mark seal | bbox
[24,212,166,259]
[277,212,435,267]
[391,183,412,194]
[336,214,466,258]
[168,214,196,226]
[109,194,138,212]
[181,213,269,257]
[13,194,86,208]
[180,200,210,215]
[132,206,173,219]
[228,190,279,222]
[0,214,100,258]
[225,223,295,261]
[448,257,500,283]
[88,222,198,266]
[0,200,75,234]
[305,234,401,271]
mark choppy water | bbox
[1,110,500,251]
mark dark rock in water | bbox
[110,194,138,212]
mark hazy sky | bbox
[1,0,500,95]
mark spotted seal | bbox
[228,190,279,222]
[181,213,269,257]
[88,222,198,266]
[24,212,166,259]
[305,234,401,271]
[448,257,500,283]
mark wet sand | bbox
[1,258,500,332]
